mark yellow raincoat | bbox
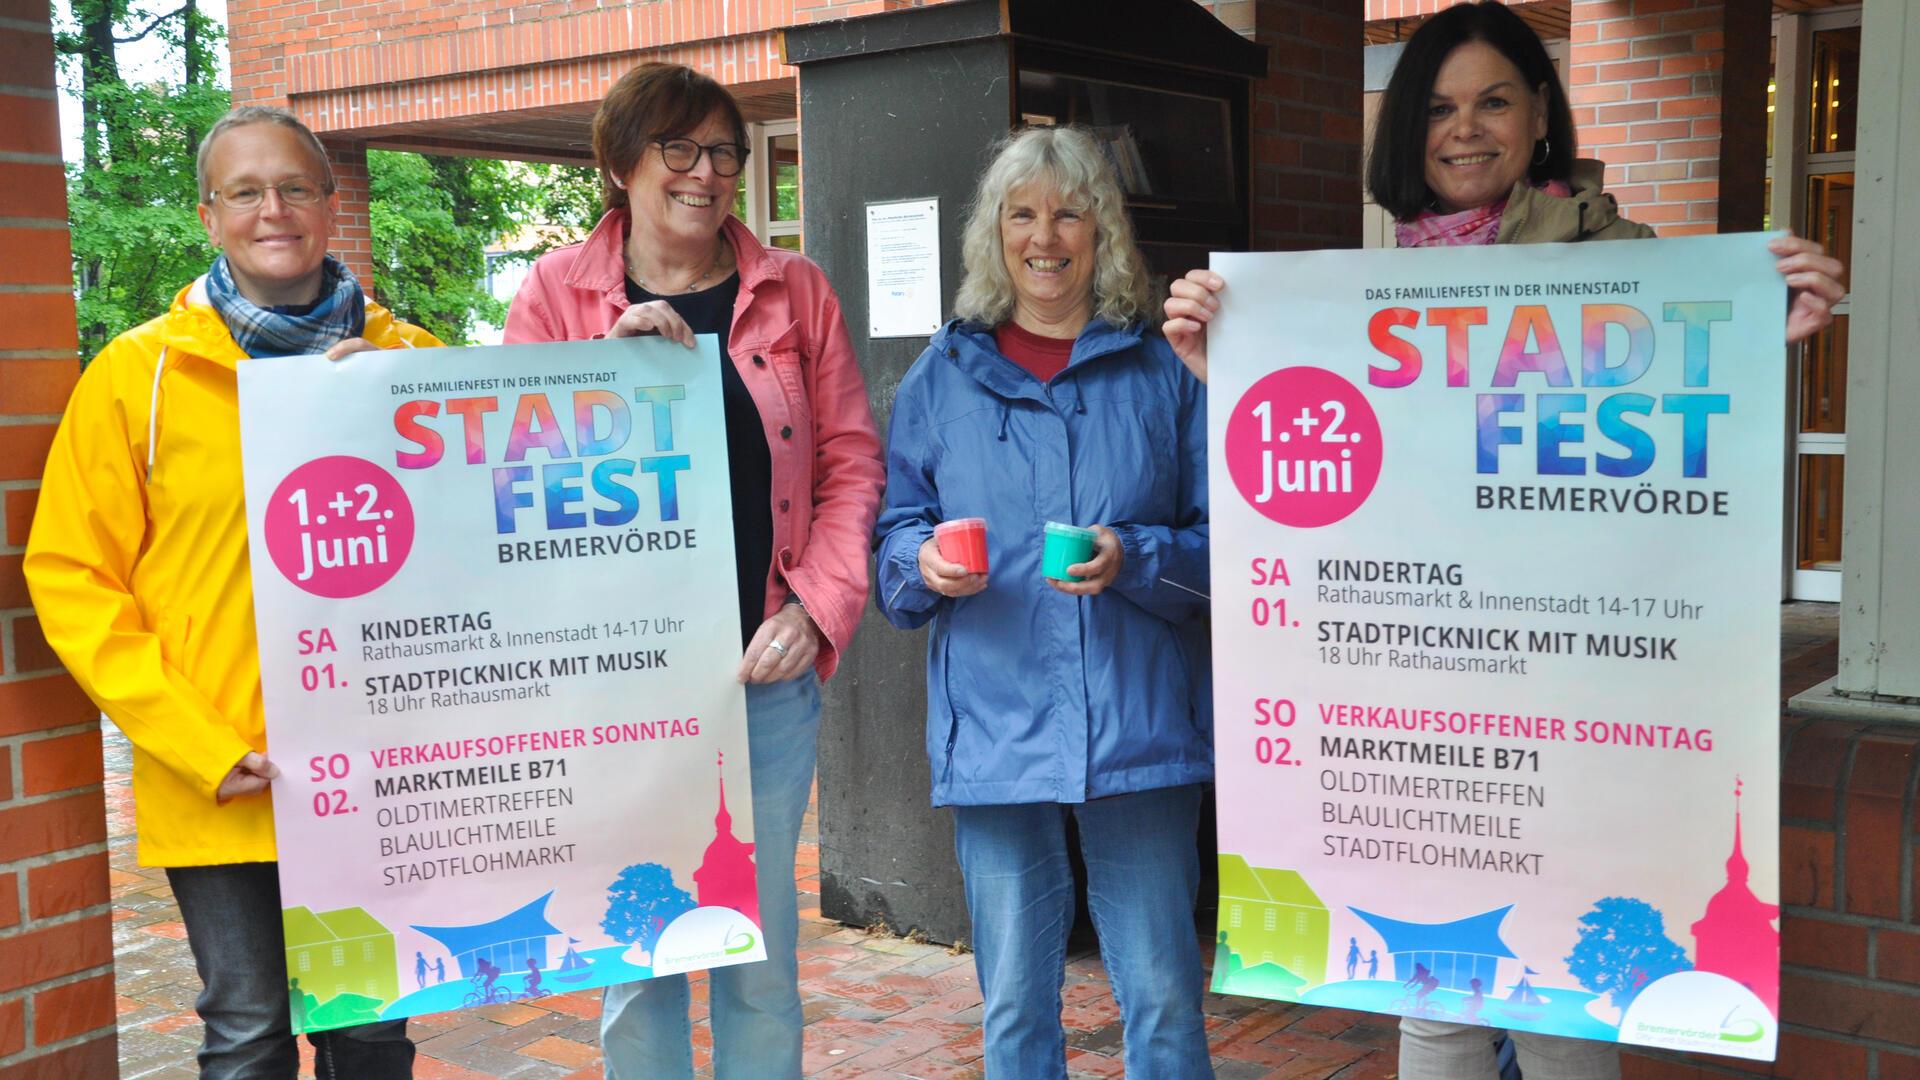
[25,278,439,867]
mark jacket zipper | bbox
[941,634,959,783]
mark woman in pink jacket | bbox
[504,62,884,1079]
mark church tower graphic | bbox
[692,751,759,924]
[1689,778,1780,1013]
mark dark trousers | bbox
[167,862,414,1080]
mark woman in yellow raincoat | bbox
[25,106,437,1079]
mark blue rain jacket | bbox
[875,318,1211,807]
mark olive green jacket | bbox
[1495,159,1657,244]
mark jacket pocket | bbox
[1073,395,1178,522]
[1168,620,1202,733]
[937,631,961,785]
[767,348,815,491]
[767,349,811,418]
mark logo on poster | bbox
[264,456,416,598]
[1225,366,1383,527]
[1617,970,1774,1057]
[647,906,765,976]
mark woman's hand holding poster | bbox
[1207,235,1784,1061]
[238,337,763,1033]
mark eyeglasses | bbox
[650,138,749,178]
[207,178,329,210]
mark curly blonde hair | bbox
[953,126,1154,329]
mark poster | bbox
[866,198,942,338]
[1207,235,1785,1061]
[238,336,764,1033]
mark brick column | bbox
[325,139,376,299]
[1567,0,1768,236]
[1621,720,1920,1078]
[1249,0,1365,251]
[0,2,120,1077]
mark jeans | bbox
[601,674,821,1079]
[953,783,1215,1080]
[1400,1018,1621,1080]
[167,861,414,1080]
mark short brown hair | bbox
[196,106,336,203]
[592,63,747,212]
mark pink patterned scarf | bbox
[1395,179,1573,248]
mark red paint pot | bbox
[934,517,989,574]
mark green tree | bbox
[60,0,601,355]
[368,152,599,345]
[61,0,229,358]
[522,160,604,235]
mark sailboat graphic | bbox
[1501,967,1549,1022]
[554,938,594,983]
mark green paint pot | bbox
[1041,522,1098,582]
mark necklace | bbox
[626,242,732,295]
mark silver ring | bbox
[768,639,788,656]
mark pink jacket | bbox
[505,211,884,679]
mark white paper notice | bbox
[866,199,941,338]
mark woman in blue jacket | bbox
[875,126,1213,1079]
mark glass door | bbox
[1771,8,1859,602]
[740,120,802,252]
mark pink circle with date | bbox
[263,455,415,598]
[1225,366,1384,528]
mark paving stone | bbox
[479,1009,578,1051]
[1065,1019,1126,1054]
[417,1017,505,1053]
[1328,1051,1402,1079]
[533,991,603,1020]
[886,1055,988,1080]
[413,1056,508,1080]
[1065,1048,1127,1078]
[426,1037,573,1077]
[519,1035,601,1069]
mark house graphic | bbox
[1216,855,1331,989]
[1350,904,1518,994]
[282,906,401,1009]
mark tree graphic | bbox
[1564,897,1692,1018]
[602,863,697,956]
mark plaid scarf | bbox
[1395,179,1573,249]
[206,254,367,358]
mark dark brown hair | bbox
[592,63,747,212]
[1366,1,1576,221]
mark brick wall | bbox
[1621,714,1920,1079]
[0,2,120,1078]
[1367,0,1467,14]
[1249,0,1365,251]
[230,0,953,123]
[1567,0,1735,236]
[326,140,376,301]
